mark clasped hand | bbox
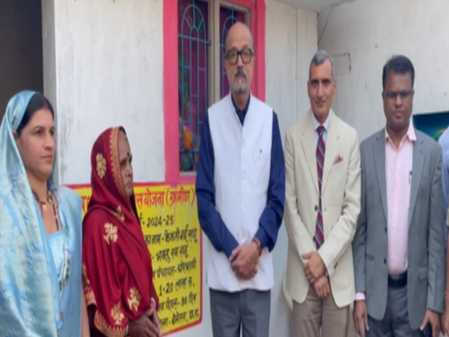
[230,242,260,280]
[302,251,329,299]
[128,307,162,337]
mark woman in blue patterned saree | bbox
[0,91,89,336]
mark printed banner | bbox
[74,184,202,335]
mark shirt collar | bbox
[312,112,330,132]
[231,93,251,115]
[385,122,416,142]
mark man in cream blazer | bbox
[284,50,361,337]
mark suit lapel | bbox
[322,111,341,192]
[300,112,319,194]
[408,134,425,225]
[374,130,388,221]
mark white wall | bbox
[42,0,57,116]
[317,0,449,141]
[266,1,317,136]
[53,0,165,184]
[265,1,317,337]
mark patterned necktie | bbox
[314,126,326,249]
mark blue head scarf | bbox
[0,91,82,336]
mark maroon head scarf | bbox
[82,127,158,336]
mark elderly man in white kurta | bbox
[195,22,285,337]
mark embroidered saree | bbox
[82,127,158,337]
[0,91,82,336]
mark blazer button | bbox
[385,227,387,233]
[314,205,318,211]
[383,258,387,264]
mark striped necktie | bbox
[314,125,326,249]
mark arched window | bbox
[178,1,209,172]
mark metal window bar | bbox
[179,1,209,172]
[220,8,238,98]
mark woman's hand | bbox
[128,308,162,337]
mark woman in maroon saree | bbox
[82,127,161,337]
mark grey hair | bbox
[309,50,336,80]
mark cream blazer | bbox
[284,110,361,308]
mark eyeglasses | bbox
[384,90,413,101]
[225,48,254,65]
